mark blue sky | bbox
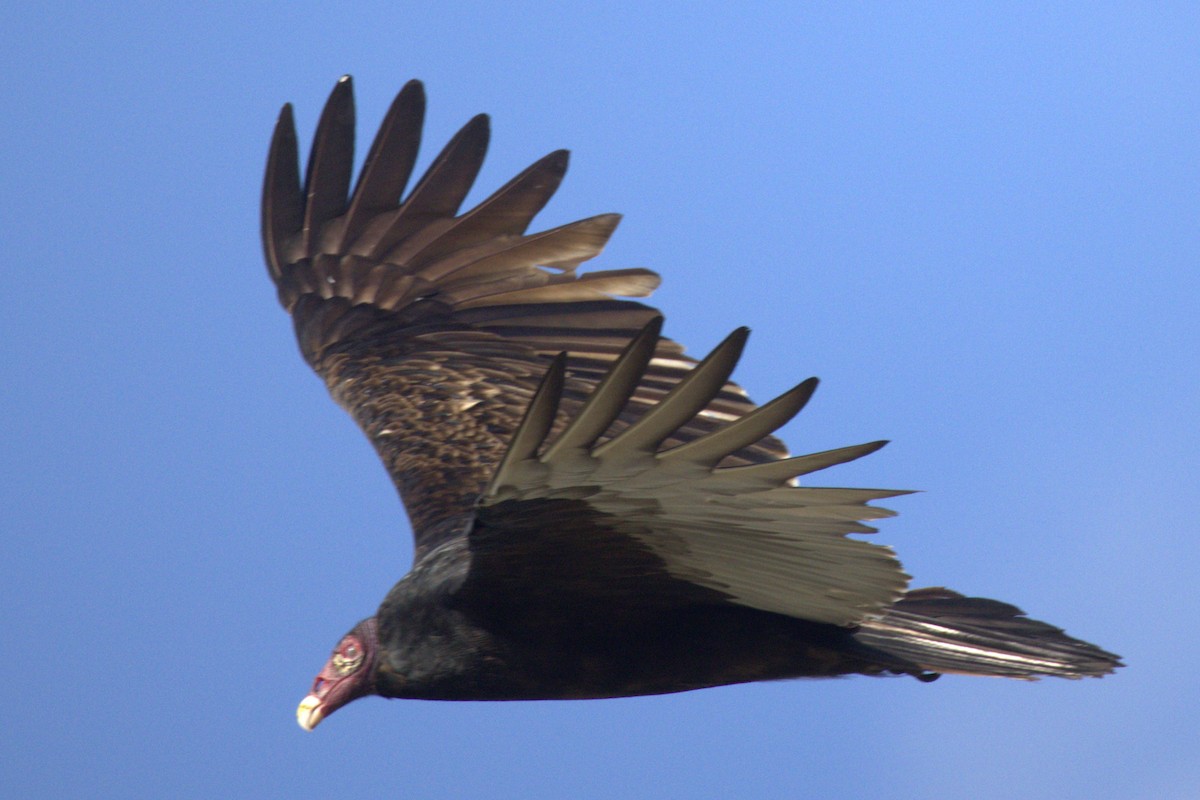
[3,3,1197,798]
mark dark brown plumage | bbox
[265,77,1121,731]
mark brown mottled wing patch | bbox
[262,77,786,562]
[473,324,910,627]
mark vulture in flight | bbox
[262,77,1120,731]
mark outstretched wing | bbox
[467,322,910,627]
[262,77,788,561]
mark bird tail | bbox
[854,587,1122,679]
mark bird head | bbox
[296,617,379,731]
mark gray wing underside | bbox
[478,322,910,627]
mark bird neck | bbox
[372,549,518,699]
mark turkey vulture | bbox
[262,77,1120,731]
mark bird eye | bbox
[331,638,365,675]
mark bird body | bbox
[265,77,1120,731]
[370,537,924,703]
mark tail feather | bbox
[856,587,1122,679]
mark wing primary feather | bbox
[417,213,623,285]
[362,113,490,260]
[488,353,567,495]
[593,327,750,458]
[401,114,490,218]
[261,103,302,280]
[300,76,356,256]
[337,80,426,251]
[396,149,570,267]
[475,149,569,237]
[717,440,892,484]
[658,377,819,468]
[541,317,664,460]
